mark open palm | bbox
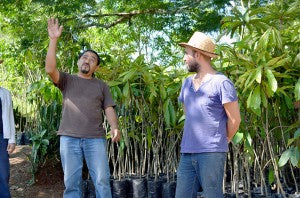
[48,18,63,39]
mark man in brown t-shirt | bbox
[45,18,120,198]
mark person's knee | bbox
[95,171,110,185]
[64,176,81,189]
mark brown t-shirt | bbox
[55,72,115,138]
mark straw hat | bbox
[179,32,218,58]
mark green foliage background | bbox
[0,0,299,194]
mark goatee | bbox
[81,69,89,74]
[81,64,90,74]
[187,61,200,73]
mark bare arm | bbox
[104,106,121,142]
[224,101,241,142]
[45,18,63,84]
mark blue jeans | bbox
[175,152,226,198]
[60,136,112,198]
[0,133,10,198]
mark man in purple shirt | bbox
[175,32,241,198]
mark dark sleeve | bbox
[102,83,116,109]
[54,72,68,91]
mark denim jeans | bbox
[175,152,226,198]
[60,136,112,198]
[0,133,10,198]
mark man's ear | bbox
[94,65,100,71]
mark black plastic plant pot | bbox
[147,178,163,198]
[131,177,147,198]
[126,178,134,198]
[112,179,128,198]
[162,181,176,198]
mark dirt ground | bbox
[9,145,64,198]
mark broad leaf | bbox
[233,132,243,145]
[265,68,278,93]
[255,66,262,83]
[278,148,292,167]
[249,85,261,116]
[290,147,300,167]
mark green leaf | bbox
[160,84,167,100]
[168,100,176,127]
[246,132,253,146]
[243,70,256,93]
[121,69,137,82]
[255,66,262,83]
[278,148,292,167]
[122,82,130,103]
[133,55,145,66]
[163,99,170,128]
[263,81,274,97]
[295,78,300,101]
[255,28,271,53]
[294,128,300,139]
[149,83,157,97]
[290,147,300,167]
[107,81,122,87]
[271,27,282,49]
[268,169,275,184]
[42,139,49,146]
[41,130,47,137]
[246,89,253,109]
[261,88,268,108]
[287,138,295,147]
[178,115,185,123]
[142,71,153,84]
[233,132,243,145]
[266,54,286,67]
[284,95,294,109]
[250,85,261,116]
[135,115,142,123]
[265,68,278,93]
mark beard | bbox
[187,59,200,72]
[80,63,90,74]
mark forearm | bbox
[227,119,240,141]
[104,107,119,130]
[45,39,58,74]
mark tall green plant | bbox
[220,0,299,195]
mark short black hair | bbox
[79,49,101,65]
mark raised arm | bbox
[45,18,63,84]
[104,106,121,142]
[224,101,241,142]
